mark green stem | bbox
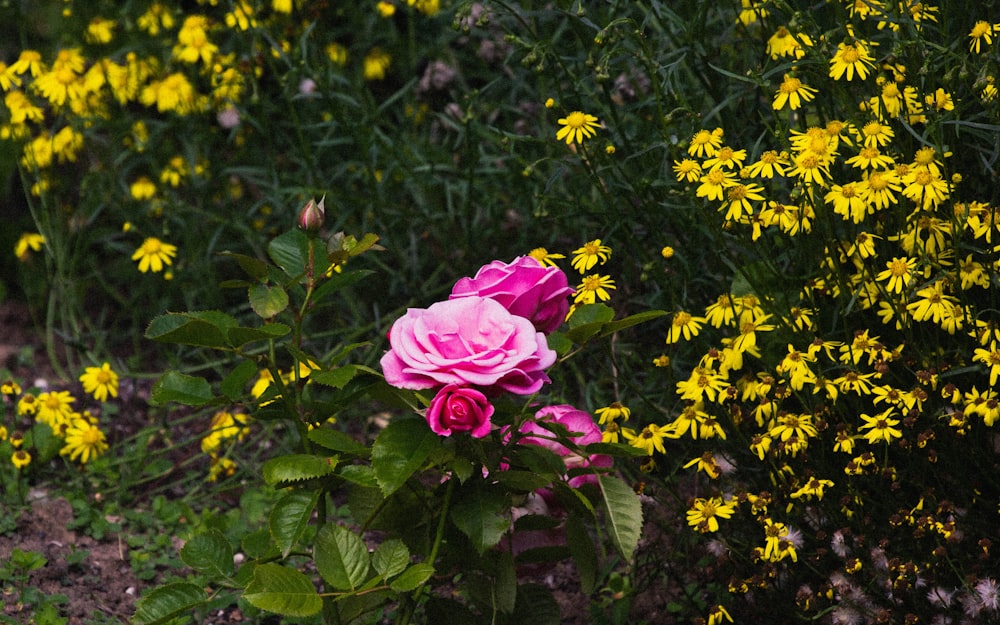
[395,475,456,625]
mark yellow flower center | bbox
[81,427,102,445]
[842,45,861,63]
[706,169,727,184]
[96,370,112,384]
[868,172,888,191]
[674,311,692,326]
[45,395,62,409]
[716,147,734,161]
[972,22,991,37]
[840,184,857,198]
[914,170,932,186]
[727,185,748,201]
[889,259,910,276]
[780,77,802,93]
[563,111,588,129]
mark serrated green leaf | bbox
[262,454,338,486]
[310,366,359,389]
[565,515,597,594]
[494,470,553,493]
[371,418,442,496]
[389,563,434,592]
[133,582,206,625]
[180,530,234,579]
[567,303,615,328]
[145,311,237,348]
[371,539,409,581]
[150,371,215,407]
[312,269,375,304]
[338,465,379,488]
[249,283,289,319]
[220,360,259,401]
[243,563,322,617]
[269,490,319,557]
[450,481,510,554]
[308,428,370,456]
[347,233,380,256]
[227,323,290,348]
[268,229,310,278]
[599,475,644,561]
[314,524,370,591]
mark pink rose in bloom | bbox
[426,384,494,437]
[450,256,574,335]
[513,404,612,488]
[380,296,557,395]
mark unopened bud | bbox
[297,195,325,234]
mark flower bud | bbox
[297,195,325,234]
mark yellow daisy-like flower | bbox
[595,402,630,424]
[571,239,612,273]
[828,41,875,82]
[858,408,902,444]
[132,237,178,273]
[673,158,702,183]
[14,232,45,261]
[555,111,600,145]
[665,311,706,344]
[623,424,668,455]
[130,176,157,201]
[686,496,736,533]
[527,247,565,267]
[687,128,724,158]
[61,418,109,464]
[875,256,916,294]
[35,390,76,429]
[772,74,817,111]
[79,362,119,402]
[969,20,1000,54]
[85,17,116,44]
[574,274,616,305]
[12,450,31,470]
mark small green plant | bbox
[0,549,68,625]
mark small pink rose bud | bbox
[426,384,494,438]
[297,195,325,233]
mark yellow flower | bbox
[686,497,735,533]
[130,176,157,201]
[702,146,747,171]
[570,239,612,273]
[326,43,348,66]
[969,21,1000,53]
[79,363,119,402]
[720,182,765,221]
[772,74,817,111]
[828,41,875,82]
[5,91,45,124]
[363,48,392,80]
[766,26,812,59]
[762,519,797,562]
[132,237,178,273]
[11,450,31,470]
[696,168,738,202]
[14,232,45,261]
[790,476,834,500]
[595,402,630,424]
[687,128,723,158]
[376,1,396,17]
[61,417,109,464]
[858,408,902,444]
[173,15,218,66]
[665,311,706,344]
[875,256,915,294]
[138,3,176,36]
[85,17,116,44]
[745,150,789,179]
[555,111,600,145]
[676,366,730,403]
[30,48,86,107]
[825,182,870,223]
[35,390,76,429]
[623,424,668,455]
[527,247,565,267]
[672,158,702,182]
[574,274,616,305]
[272,0,293,13]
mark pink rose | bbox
[426,384,494,437]
[450,256,573,335]
[380,296,557,395]
[512,404,612,488]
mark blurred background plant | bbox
[3,0,1000,623]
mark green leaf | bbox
[220,251,270,281]
[308,428,370,456]
[565,515,597,594]
[263,454,338,486]
[249,283,290,319]
[310,365,359,389]
[226,323,290,348]
[371,418,442,496]
[150,371,214,407]
[145,311,237,348]
[389,563,434,592]
[221,360,259,401]
[450,481,510,554]
[338,465,379,488]
[371,539,410,581]
[314,524,370,591]
[312,269,375,304]
[269,490,319,557]
[596,309,669,337]
[599,475,644,561]
[133,582,206,625]
[268,229,310,277]
[494,470,552,493]
[567,303,615,327]
[243,563,322,617]
[180,530,234,579]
